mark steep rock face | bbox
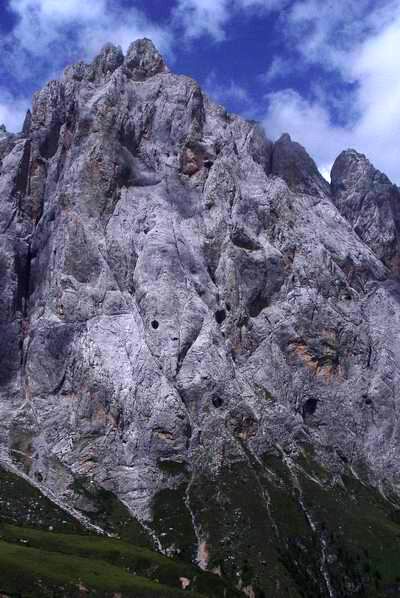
[271,132,330,197]
[331,149,400,270]
[2,39,400,596]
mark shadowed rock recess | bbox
[2,38,400,597]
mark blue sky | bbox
[0,0,400,182]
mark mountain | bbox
[1,38,400,597]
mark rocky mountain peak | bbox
[271,131,330,197]
[92,42,124,76]
[331,148,378,194]
[331,148,400,269]
[2,37,400,597]
[21,109,32,137]
[62,38,168,85]
[124,37,169,79]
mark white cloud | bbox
[2,0,172,80]
[319,164,332,183]
[0,90,30,133]
[174,0,230,40]
[263,89,350,166]
[174,0,288,40]
[285,0,375,71]
[204,71,252,106]
[29,0,107,20]
[261,0,400,182]
[348,9,400,180]
[260,56,293,84]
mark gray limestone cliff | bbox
[2,39,400,597]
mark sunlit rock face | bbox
[2,38,400,596]
[331,148,400,271]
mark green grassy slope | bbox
[0,537,201,598]
[0,466,241,597]
[152,446,400,597]
[3,445,400,598]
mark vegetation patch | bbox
[0,467,240,597]
[152,450,400,597]
[0,537,201,597]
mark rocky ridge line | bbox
[1,38,400,596]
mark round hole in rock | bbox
[215,309,226,324]
[151,320,159,330]
[212,396,223,408]
[302,398,318,418]
[365,398,373,406]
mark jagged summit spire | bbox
[91,38,168,79]
[92,42,124,76]
[277,132,292,143]
[330,146,400,268]
[124,38,169,79]
[271,130,330,197]
[64,38,168,83]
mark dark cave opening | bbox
[302,398,318,419]
[215,309,226,324]
[212,396,224,408]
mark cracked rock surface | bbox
[2,38,400,596]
